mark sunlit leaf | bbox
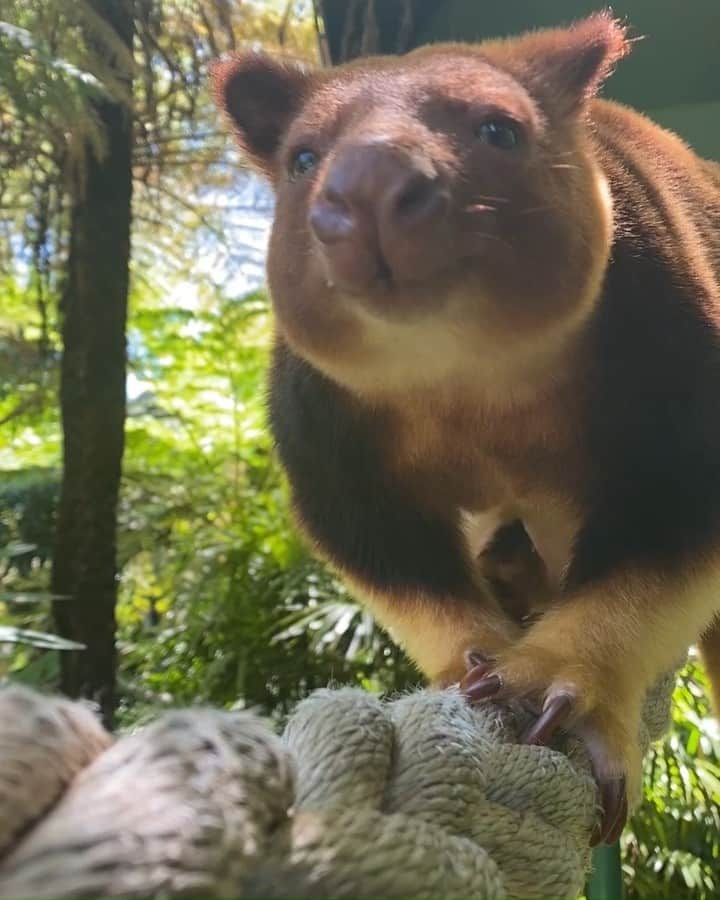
[0,626,84,650]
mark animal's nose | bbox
[310,159,445,242]
[308,143,450,290]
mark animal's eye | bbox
[475,118,521,150]
[289,148,318,180]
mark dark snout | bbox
[309,141,452,292]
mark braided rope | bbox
[0,677,674,898]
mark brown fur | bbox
[700,618,720,714]
[212,13,720,804]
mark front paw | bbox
[431,634,518,689]
[460,646,643,846]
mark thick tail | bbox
[699,616,720,714]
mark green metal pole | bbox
[586,842,623,900]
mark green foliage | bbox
[0,278,415,710]
[115,285,417,721]
[0,0,323,698]
[625,656,720,898]
[0,465,64,687]
[0,466,58,566]
[0,1,129,161]
[0,274,60,465]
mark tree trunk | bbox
[318,0,430,63]
[52,0,134,729]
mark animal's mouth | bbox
[312,198,511,302]
[324,251,395,295]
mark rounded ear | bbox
[211,52,313,179]
[486,12,632,117]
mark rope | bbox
[0,676,675,898]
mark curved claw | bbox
[465,650,491,669]
[521,693,574,745]
[605,789,628,845]
[458,656,628,847]
[590,774,627,846]
[518,692,628,847]
[460,656,497,696]
[461,670,503,702]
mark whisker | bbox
[464,203,497,214]
[549,163,580,171]
[470,193,511,204]
[471,231,514,250]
